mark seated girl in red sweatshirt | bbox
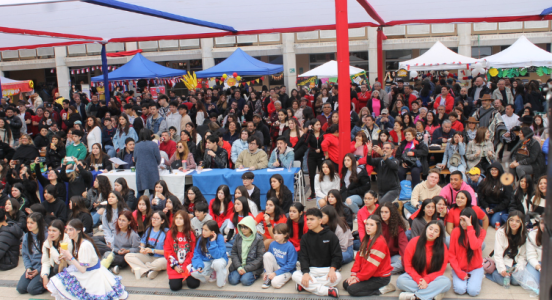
[448,207,486,297]
[209,185,234,231]
[449,112,464,132]
[396,220,451,300]
[343,215,396,297]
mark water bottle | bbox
[182,160,187,170]
[503,275,510,289]
[423,133,429,145]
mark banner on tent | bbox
[149,86,166,101]
[297,76,317,90]
[351,71,368,85]
[397,69,410,78]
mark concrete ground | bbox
[0,176,537,299]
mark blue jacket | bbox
[267,240,297,276]
[466,173,485,193]
[112,127,138,151]
[192,234,228,269]
[22,231,47,271]
[268,146,294,168]
[543,138,549,165]
[146,115,167,136]
[514,94,524,115]
[231,139,248,164]
[441,142,467,169]
[140,227,168,258]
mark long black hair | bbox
[453,190,473,209]
[412,220,446,275]
[327,189,348,223]
[106,191,128,223]
[321,205,348,233]
[266,174,292,209]
[341,153,359,187]
[199,220,220,255]
[46,219,65,259]
[184,186,207,212]
[286,202,305,240]
[211,185,231,216]
[358,215,383,259]
[231,197,251,228]
[458,207,481,264]
[26,212,46,255]
[503,210,527,259]
[479,163,504,199]
[266,198,284,222]
[415,198,436,220]
[514,175,534,210]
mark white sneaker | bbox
[434,292,446,300]
[147,270,159,280]
[379,283,396,295]
[208,271,217,282]
[399,292,415,300]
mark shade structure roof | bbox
[398,41,480,71]
[90,53,186,81]
[299,60,365,77]
[478,36,552,68]
[0,0,550,51]
[195,48,283,78]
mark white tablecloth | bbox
[98,169,189,202]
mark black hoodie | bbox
[298,227,342,273]
[477,161,513,213]
[0,220,24,270]
[42,197,68,223]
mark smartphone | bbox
[38,157,46,163]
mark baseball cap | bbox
[253,113,262,118]
[381,109,389,115]
[467,167,481,176]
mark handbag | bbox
[483,253,496,274]
[450,152,462,167]
[401,150,419,168]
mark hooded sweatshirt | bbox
[229,216,264,276]
[410,180,442,208]
[439,181,477,207]
[321,133,340,164]
[477,162,513,213]
[0,221,24,271]
[298,227,342,273]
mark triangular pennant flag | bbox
[91,67,95,71]
[76,69,80,74]
[86,68,89,73]
[255,79,260,83]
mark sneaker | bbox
[328,287,339,298]
[111,265,120,275]
[147,270,159,280]
[379,283,396,295]
[307,195,316,201]
[99,225,103,231]
[399,292,415,300]
[296,261,301,270]
[208,271,217,282]
[262,278,271,289]
[296,283,305,292]
[434,293,446,300]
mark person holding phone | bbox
[190,220,228,288]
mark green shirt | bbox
[65,142,87,164]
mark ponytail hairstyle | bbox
[286,202,305,240]
[458,207,481,263]
[26,212,46,255]
[68,219,101,259]
[358,215,383,259]
[412,220,446,275]
[199,220,220,255]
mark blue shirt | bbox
[268,240,297,276]
[140,228,167,258]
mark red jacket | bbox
[209,199,234,227]
[433,94,455,114]
[406,94,418,110]
[321,133,340,164]
[164,231,196,280]
[288,215,308,251]
[450,120,464,132]
[357,204,379,241]
[404,236,449,284]
[381,221,408,257]
[350,236,393,281]
[449,226,486,278]
[357,91,371,107]
[159,140,176,158]
[254,212,287,239]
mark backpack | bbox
[399,180,412,200]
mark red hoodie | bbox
[321,133,340,164]
[357,204,379,241]
[404,236,449,284]
[209,199,234,227]
[164,231,196,280]
[350,236,393,281]
[448,226,486,278]
[288,215,309,251]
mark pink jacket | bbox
[439,182,477,206]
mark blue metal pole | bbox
[101,44,110,105]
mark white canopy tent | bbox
[478,35,552,68]
[299,60,365,77]
[399,41,480,71]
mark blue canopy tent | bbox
[91,52,186,81]
[195,48,283,78]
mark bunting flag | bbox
[86,68,89,72]
[91,67,95,71]
[255,79,260,83]
[50,69,55,73]
[81,68,85,73]
[76,69,80,74]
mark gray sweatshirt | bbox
[112,230,140,253]
[191,214,213,237]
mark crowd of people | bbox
[0,74,547,299]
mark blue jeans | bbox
[397,273,451,300]
[403,202,418,214]
[391,254,404,274]
[452,267,484,296]
[344,195,363,214]
[486,204,507,227]
[16,272,45,295]
[353,239,360,251]
[225,238,235,256]
[342,245,354,265]
[405,230,412,241]
[228,270,258,286]
[105,145,116,158]
[485,269,521,286]
[526,263,541,288]
[91,210,101,227]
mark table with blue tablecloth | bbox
[192,168,300,210]
[38,171,102,203]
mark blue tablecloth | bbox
[38,171,102,203]
[192,168,299,210]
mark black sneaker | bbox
[296,283,305,292]
[328,287,339,298]
[262,278,271,289]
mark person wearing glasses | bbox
[235,136,268,170]
[366,142,401,204]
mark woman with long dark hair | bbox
[286,202,307,252]
[507,175,534,221]
[314,160,340,208]
[341,153,371,214]
[424,111,440,136]
[255,198,287,250]
[374,202,408,275]
[47,219,129,299]
[84,143,112,172]
[86,176,112,227]
[325,189,354,230]
[355,191,380,250]
[234,186,259,216]
[343,215,396,297]
[103,210,140,275]
[125,210,169,280]
[306,118,325,200]
[224,197,253,252]
[410,198,438,239]
[149,180,174,211]
[16,213,47,295]
[69,196,93,234]
[478,162,512,227]
[40,220,73,289]
[445,190,489,236]
[112,113,138,152]
[95,191,128,255]
[209,185,234,232]
[321,205,354,265]
[114,177,137,212]
[191,220,228,288]
[449,207,486,296]
[162,196,183,225]
[266,174,293,214]
[184,186,207,219]
[4,197,26,231]
[397,221,451,300]
[528,176,546,228]
[486,210,528,287]
[132,196,152,237]
[164,210,199,290]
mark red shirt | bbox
[254,212,287,239]
[357,91,371,106]
[449,226,486,278]
[321,133,340,163]
[450,120,464,132]
[159,140,177,158]
[209,199,234,227]
[381,221,408,257]
[433,94,455,114]
[30,115,42,136]
[404,237,449,284]
[289,216,308,251]
[357,204,379,241]
[390,130,405,145]
[445,206,486,228]
[350,236,393,281]
[164,231,196,280]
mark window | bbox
[385,50,412,71]
[471,46,492,59]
